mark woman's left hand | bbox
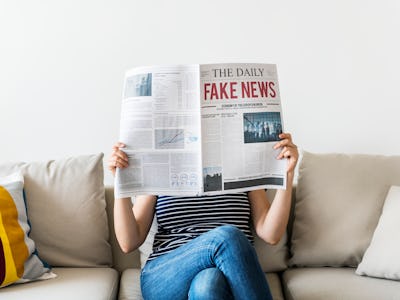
[273,133,299,173]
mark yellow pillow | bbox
[0,172,55,287]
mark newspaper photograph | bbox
[115,63,286,198]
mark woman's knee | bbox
[188,268,231,300]
[212,225,251,249]
[212,225,245,241]
[208,225,255,258]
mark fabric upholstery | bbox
[282,267,400,300]
[290,151,400,267]
[253,232,288,272]
[118,268,143,300]
[0,172,55,287]
[0,154,112,267]
[265,272,285,300]
[0,267,118,300]
[356,185,400,280]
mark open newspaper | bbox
[115,63,287,198]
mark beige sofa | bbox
[1,152,400,299]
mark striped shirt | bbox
[148,192,254,260]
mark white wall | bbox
[1,0,399,185]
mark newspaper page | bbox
[115,65,203,198]
[200,63,286,194]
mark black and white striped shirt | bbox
[148,193,254,260]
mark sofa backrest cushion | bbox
[0,154,112,267]
[253,230,288,272]
[290,151,400,267]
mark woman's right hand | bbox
[108,142,129,176]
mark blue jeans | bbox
[140,225,272,300]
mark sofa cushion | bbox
[265,272,285,300]
[282,267,400,300]
[118,268,143,300]
[290,151,400,267]
[0,154,112,267]
[356,185,400,280]
[0,172,55,287]
[119,268,284,300]
[0,267,118,300]
[253,231,288,272]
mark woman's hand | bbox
[273,133,299,174]
[108,142,129,176]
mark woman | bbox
[109,133,298,300]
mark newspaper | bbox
[115,63,286,198]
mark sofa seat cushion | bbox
[118,268,142,300]
[282,267,400,300]
[265,272,285,300]
[0,267,119,300]
[119,268,284,300]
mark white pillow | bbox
[356,186,400,280]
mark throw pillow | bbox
[0,172,55,287]
[356,185,400,280]
[290,151,400,267]
[0,154,112,267]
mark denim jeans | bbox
[140,225,273,300]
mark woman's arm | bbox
[249,133,298,245]
[109,142,157,253]
[113,195,156,253]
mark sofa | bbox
[1,151,400,299]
